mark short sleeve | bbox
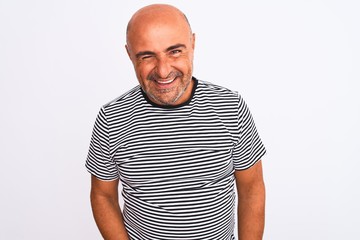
[233,95,266,170]
[85,107,119,181]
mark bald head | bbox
[126,4,192,44]
[124,4,196,106]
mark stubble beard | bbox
[144,75,192,106]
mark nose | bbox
[155,56,171,79]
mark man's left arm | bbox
[235,160,265,240]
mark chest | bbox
[108,105,238,189]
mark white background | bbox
[0,0,359,239]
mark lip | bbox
[154,77,178,88]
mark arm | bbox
[235,160,265,240]
[90,175,129,240]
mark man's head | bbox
[126,4,195,106]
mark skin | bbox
[235,160,266,240]
[125,4,195,106]
[90,176,129,240]
[90,4,265,240]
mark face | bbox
[126,15,195,106]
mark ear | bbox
[191,33,196,50]
[125,44,132,59]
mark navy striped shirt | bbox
[86,78,266,239]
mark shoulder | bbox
[196,79,240,101]
[101,85,142,112]
[95,85,143,121]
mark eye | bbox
[141,55,153,61]
[170,49,182,56]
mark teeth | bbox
[156,77,175,84]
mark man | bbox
[86,4,266,240]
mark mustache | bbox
[147,71,182,81]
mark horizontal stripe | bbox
[86,78,265,239]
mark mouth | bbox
[148,71,183,87]
[155,77,177,85]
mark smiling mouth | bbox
[155,77,177,85]
[148,71,183,85]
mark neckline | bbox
[140,77,198,109]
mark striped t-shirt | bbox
[86,78,266,240]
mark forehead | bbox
[138,26,189,49]
[127,12,191,52]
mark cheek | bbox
[135,64,153,80]
[177,59,193,74]
[171,58,191,70]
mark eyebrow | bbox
[166,44,186,52]
[135,51,155,59]
[135,44,187,59]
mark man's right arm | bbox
[90,175,129,240]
